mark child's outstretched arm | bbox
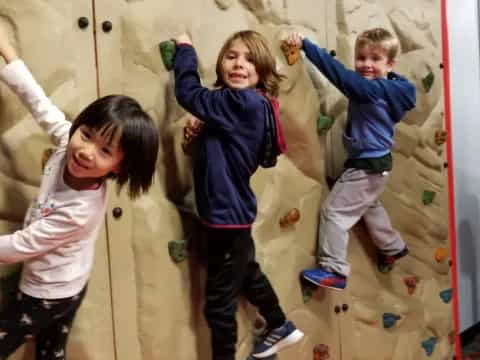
[0,26,71,146]
[172,33,260,134]
[285,32,399,103]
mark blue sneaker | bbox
[302,268,347,290]
[251,320,304,358]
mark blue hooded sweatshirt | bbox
[173,44,278,227]
[302,38,416,159]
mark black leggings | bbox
[203,227,286,360]
[0,286,87,360]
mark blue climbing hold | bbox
[383,313,401,329]
[421,337,437,356]
[440,288,453,304]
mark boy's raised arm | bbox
[0,26,70,146]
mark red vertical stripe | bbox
[441,0,462,358]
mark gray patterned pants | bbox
[0,286,86,359]
[317,168,406,276]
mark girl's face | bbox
[220,39,259,90]
[64,124,124,189]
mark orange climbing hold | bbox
[434,129,447,145]
[435,247,449,262]
[281,41,301,65]
[279,208,301,228]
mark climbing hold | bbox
[448,330,456,345]
[382,313,401,329]
[422,190,436,205]
[159,40,176,71]
[434,130,447,146]
[281,41,301,65]
[422,72,435,93]
[41,148,55,171]
[434,247,448,262]
[214,0,233,10]
[301,280,317,304]
[279,208,300,228]
[440,288,453,304]
[317,115,334,135]
[403,276,419,295]
[421,337,437,356]
[168,239,188,263]
[313,344,330,360]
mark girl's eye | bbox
[101,147,112,156]
[80,130,91,140]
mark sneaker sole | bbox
[303,274,345,291]
[251,329,304,358]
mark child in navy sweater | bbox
[285,28,416,290]
[173,30,303,359]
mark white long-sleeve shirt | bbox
[0,60,107,299]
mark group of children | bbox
[0,20,415,360]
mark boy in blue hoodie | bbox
[285,28,416,290]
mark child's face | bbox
[354,44,394,80]
[65,124,124,188]
[220,39,259,90]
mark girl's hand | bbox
[182,116,204,155]
[0,26,18,63]
[174,33,193,46]
[285,32,304,49]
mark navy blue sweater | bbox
[174,44,271,227]
[303,38,416,159]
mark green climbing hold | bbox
[440,288,453,304]
[317,115,334,135]
[422,72,435,93]
[159,40,176,71]
[422,190,436,205]
[301,280,317,303]
[168,239,188,263]
[421,336,437,356]
[383,313,401,329]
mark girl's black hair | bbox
[69,95,159,199]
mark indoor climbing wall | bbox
[0,1,452,360]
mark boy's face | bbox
[354,44,394,80]
[220,39,259,90]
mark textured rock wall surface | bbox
[0,1,453,359]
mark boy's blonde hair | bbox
[214,30,284,97]
[355,28,399,61]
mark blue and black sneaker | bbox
[251,320,304,358]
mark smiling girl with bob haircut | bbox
[0,26,158,359]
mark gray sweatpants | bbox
[317,168,406,276]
